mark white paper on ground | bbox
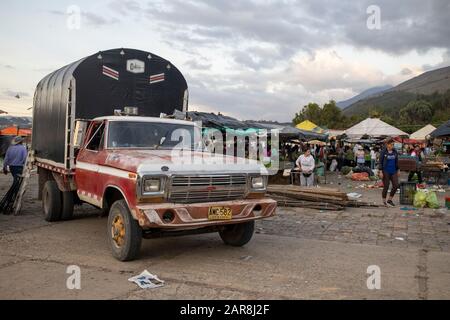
[347,192,362,199]
[128,270,165,289]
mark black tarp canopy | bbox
[172,111,328,141]
[244,120,328,141]
[185,111,251,130]
[430,120,450,138]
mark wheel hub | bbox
[111,214,125,247]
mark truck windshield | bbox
[107,121,201,150]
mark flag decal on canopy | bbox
[102,65,119,80]
[149,73,165,84]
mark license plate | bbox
[208,206,232,220]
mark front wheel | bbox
[107,200,142,261]
[219,221,255,247]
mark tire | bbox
[61,191,75,220]
[42,180,62,222]
[107,200,142,261]
[219,221,255,247]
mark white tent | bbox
[410,124,436,140]
[344,118,408,138]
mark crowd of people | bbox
[284,138,439,207]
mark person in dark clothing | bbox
[3,136,27,184]
[337,146,344,172]
[407,145,423,183]
[378,139,399,207]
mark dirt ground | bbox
[0,171,449,300]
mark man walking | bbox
[378,139,399,207]
[3,136,27,184]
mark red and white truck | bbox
[31,48,276,261]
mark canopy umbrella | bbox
[344,118,408,138]
[295,120,325,133]
[308,139,326,146]
[410,124,436,140]
[430,120,450,138]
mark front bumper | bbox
[135,198,276,229]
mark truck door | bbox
[75,121,106,207]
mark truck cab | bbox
[41,116,276,261]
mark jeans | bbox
[9,165,23,184]
[382,171,399,199]
[300,173,314,187]
[371,159,376,170]
[337,158,343,171]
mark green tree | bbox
[292,102,321,125]
[399,100,433,124]
[321,100,345,129]
[292,100,348,129]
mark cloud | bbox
[2,90,30,98]
[422,49,450,71]
[401,68,413,75]
[184,59,212,71]
[143,0,450,60]
[108,0,141,16]
[83,12,120,26]
[184,49,423,122]
[49,9,120,27]
[1,64,15,70]
[39,0,449,122]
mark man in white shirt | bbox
[295,149,315,187]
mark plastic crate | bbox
[400,182,417,205]
[398,156,417,171]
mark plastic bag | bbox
[426,191,440,209]
[414,190,427,208]
[329,159,338,172]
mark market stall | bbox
[344,118,408,139]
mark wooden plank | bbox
[13,150,33,215]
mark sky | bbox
[0,0,449,121]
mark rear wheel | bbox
[219,221,255,247]
[107,200,142,261]
[61,191,74,220]
[42,181,62,222]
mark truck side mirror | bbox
[74,120,88,148]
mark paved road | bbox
[0,173,449,299]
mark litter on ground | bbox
[128,270,165,289]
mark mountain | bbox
[392,66,450,94]
[343,66,450,116]
[336,85,392,109]
[0,115,32,129]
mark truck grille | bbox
[168,175,247,203]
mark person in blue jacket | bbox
[3,136,27,184]
[378,139,399,207]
